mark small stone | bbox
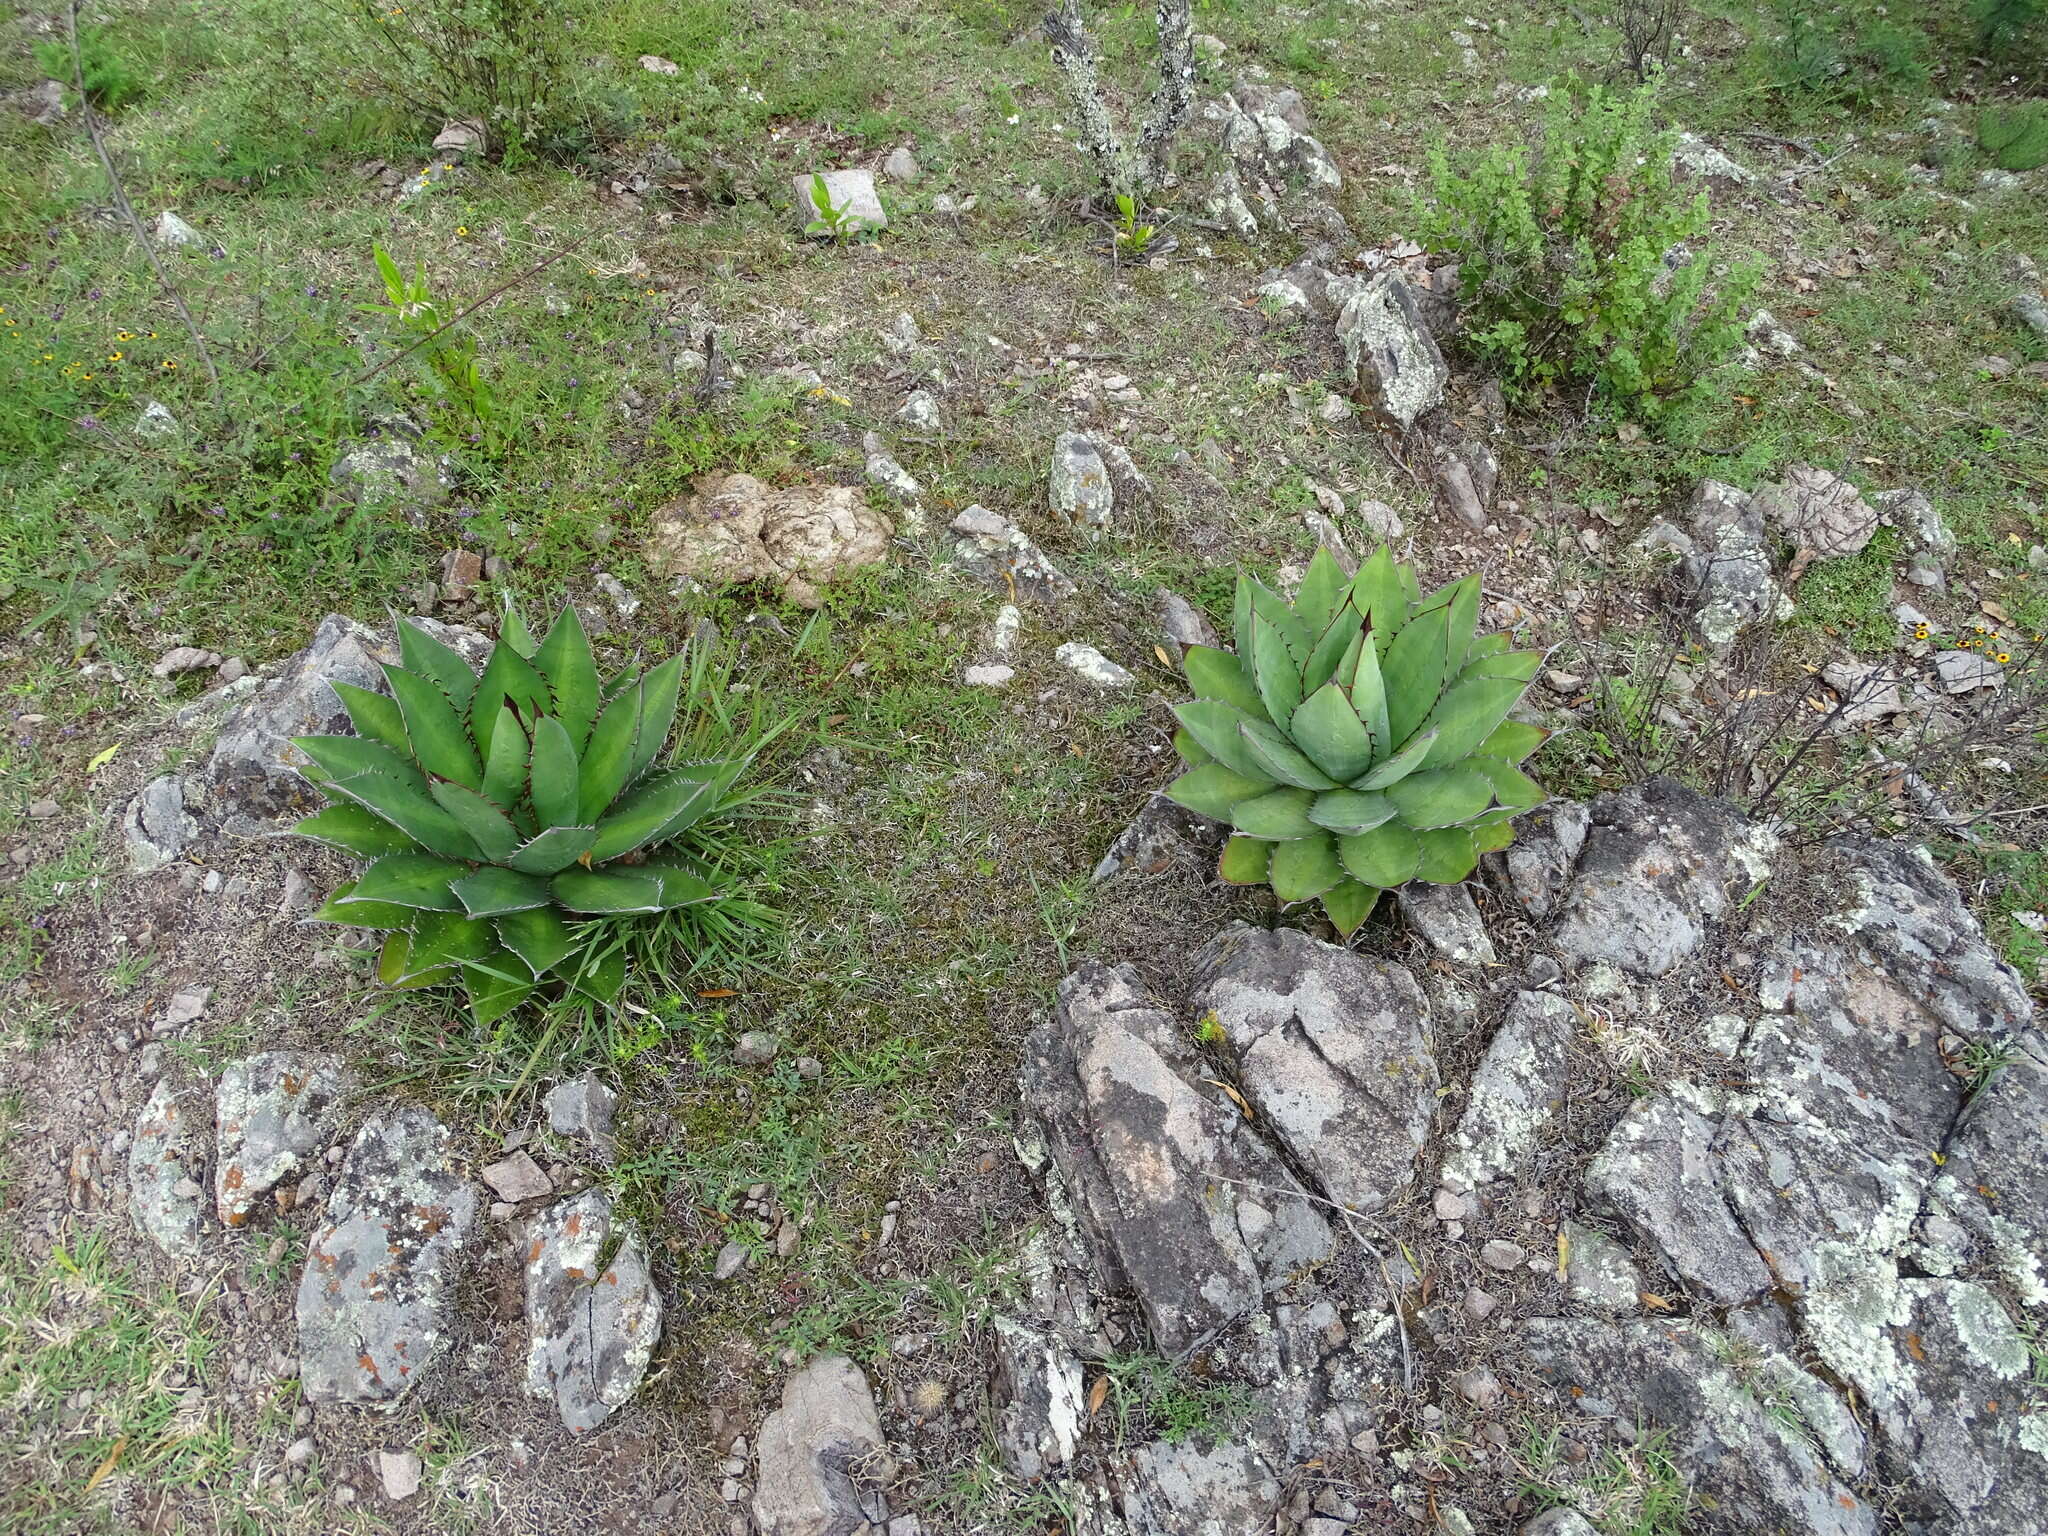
[1463,1286,1499,1322]
[793,1056,823,1081]
[28,798,58,819]
[639,54,679,74]
[1479,1239,1527,1272]
[479,1150,551,1203]
[733,1031,780,1066]
[1048,432,1114,537]
[430,119,484,154]
[1053,642,1133,688]
[895,389,939,430]
[714,1240,750,1281]
[285,1436,316,1467]
[593,572,639,618]
[1434,1188,1470,1222]
[544,1073,618,1146]
[153,646,221,680]
[135,400,180,439]
[378,1448,422,1502]
[153,210,205,248]
[881,146,921,183]
[794,168,886,235]
[437,548,482,600]
[1454,1368,1502,1409]
[963,664,1015,688]
[217,657,248,683]
[1935,649,2005,694]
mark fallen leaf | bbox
[84,1437,126,1493]
[1556,1229,1570,1282]
[86,744,119,773]
[1087,1376,1109,1417]
[1153,645,1171,667]
[696,988,738,999]
[1640,1292,1674,1311]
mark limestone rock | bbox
[123,774,196,871]
[545,1073,618,1148]
[329,428,450,508]
[298,1107,477,1404]
[1120,1438,1281,1536]
[1394,882,1496,966]
[794,168,886,235]
[1757,463,1880,560]
[644,473,892,610]
[1673,479,1793,652]
[1561,1221,1640,1313]
[1020,961,1333,1357]
[1549,778,1776,978]
[1054,641,1133,688]
[1336,274,1448,429]
[752,1354,892,1536]
[1091,791,1224,882]
[214,1052,352,1228]
[1936,648,2005,693]
[525,1190,663,1432]
[1192,924,1437,1215]
[1440,990,1576,1192]
[990,1318,1085,1480]
[129,1078,210,1259]
[1048,432,1114,538]
[153,209,204,248]
[1671,132,1754,187]
[947,505,1076,603]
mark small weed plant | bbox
[802,175,875,242]
[1979,103,2048,173]
[295,603,789,1025]
[364,242,495,445]
[1112,193,1159,258]
[34,26,148,111]
[1419,80,1760,425]
[1166,547,1547,936]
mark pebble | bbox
[478,1150,552,1202]
[963,664,1014,687]
[714,1240,750,1281]
[1433,1188,1469,1222]
[28,798,58,819]
[1053,642,1134,689]
[378,1448,422,1502]
[1479,1239,1527,1271]
[793,1056,823,1081]
[285,1436,317,1467]
[1454,1367,1502,1408]
[732,1031,779,1067]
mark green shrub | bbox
[32,27,147,112]
[1164,548,1547,937]
[1974,0,2045,55]
[1766,3,1929,107]
[1980,103,2048,173]
[294,605,785,1024]
[1418,81,1759,425]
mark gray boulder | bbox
[1091,791,1224,882]
[524,1190,662,1432]
[1336,274,1447,430]
[297,1107,477,1403]
[1048,432,1114,539]
[752,1354,891,1536]
[1119,1438,1281,1536]
[948,505,1076,603]
[1020,961,1332,1357]
[1756,463,1879,560]
[1193,924,1437,1215]
[1672,479,1794,651]
[990,1318,1086,1481]
[123,774,196,871]
[214,1052,353,1229]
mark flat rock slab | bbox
[215,1052,352,1228]
[1021,960,1332,1357]
[1192,924,1437,1215]
[1440,990,1576,1193]
[524,1190,663,1432]
[1119,1438,1281,1536]
[298,1106,477,1404]
[793,168,886,235]
[129,1078,210,1259]
[753,1353,891,1536]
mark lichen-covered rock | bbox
[1550,778,1776,978]
[1020,961,1332,1357]
[990,1317,1086,1481]
[1584,1096,1772,1305]
[129,1078,209,1259]
[1560,1221,1640,1313]
[214,1052,352,1228]
[1119,1437,1281,1536]
[1673,479,1794,652]
[524,1190,662,1432]
[948,504,1076,603]
[1715,1116,1928,1293]
[297,1107,477,1404]
[1440,991,1576,1193]
[1497,801,1590,921]
[1394,882,1496,966]
[1522,1316,1874,1536]
[123,774,196,872]
[1048,432,1114,538]
[544,1073,618,1149]
[793,167,886,234]
[328,428,450,508]
[752,1354,892,1536]
[1937,1060,2048,1306]
[1091,791,1223,882]
[644,473,893,609]
[1193,924,1437,1216]
[1756,463,1880,560]
[1336,274,1448,430]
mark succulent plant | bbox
[292,605,750,1023]
[1165,547,1548,935]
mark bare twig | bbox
[68,0,220,392]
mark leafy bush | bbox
[1980,103,2048,172]
[1767,3,1929,107]
[1975,0,2045,55]
[294,605,782,1024]
[1419,81,1759,424]
[32,27,147,111]
[1165,548,1547,937]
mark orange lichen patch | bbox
[565,1212,583,1237]
[223,1166,246,1191]
[1904,1332,1926,1362]
[358,1353,381,1378]
[566,1267,586,1281]
[604,1271,619,1286]
[1838,1496,1859,1511]
[527,1239,544,1263]
[283,1073,307,1095]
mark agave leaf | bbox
[331,682,410,755]
[1245,577,1313,665]
[1173,726,1215,768]
[626,653,686,786]
[378,931,456,989]
[1410,576,1460,620]
[1239,718,1340,790]
[565,946,626,1003]
[1417,676,1528,771]
[1383,607,1450,747]
[1290,684,1376,783]
[1165,764,1273,822]
[1339,821,1424,887]
[577,682,644,824]
[430,780,520,862]
[300,749,482,861]
[396,618,479,711]
[1350,546,1406,637]
[470,643,552,758]
[451,865,552,917]
[498,597,539,659]
[1398,558,1423,607]
[1249,615,1304,726]
[505,824,598,875]
[1466,632,1510,659]
[1270,832,1345,902]
[1294,548,1351,636]
[1308,787,1398,836]
[528,717,583,830]
[1471,754,1544,810]
[1320,879,1380,936]
[383,664,482,790]
[1349,627,1391,756]
[534,605,600,750]
[466,959,537,1026]
[587,764,726,863]
[1184,646,1269,722]
[404,909,500,976]
[1231,573,1256,669]
[1444,572,1481,674]
[493,904,575,976]
[553,866,666,915]
[294,804,420,858]
[345,853,469,911]
[480,705,529,810]
[1218,835,1272,885]
[1230,786,1321,840]
[1459,649,1543,684]
[294,732,433,793]
[1351,729,1438,791]
[1386,763,1495,829]
[1174,700,1274,782]
[1414,826,1479,884]
[1479,718,1550,764]
[310,880,417,929]
[1472,820,1517,854]
[1302,608,1363,696]
[621,760,742,851]
[635,855,720,908]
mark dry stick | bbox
[68,0,220,392]
[1203,1170,1415,1393]
[347,235,590,391]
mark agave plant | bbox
[293,604,756,1023]
[1165,547,1548,935]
